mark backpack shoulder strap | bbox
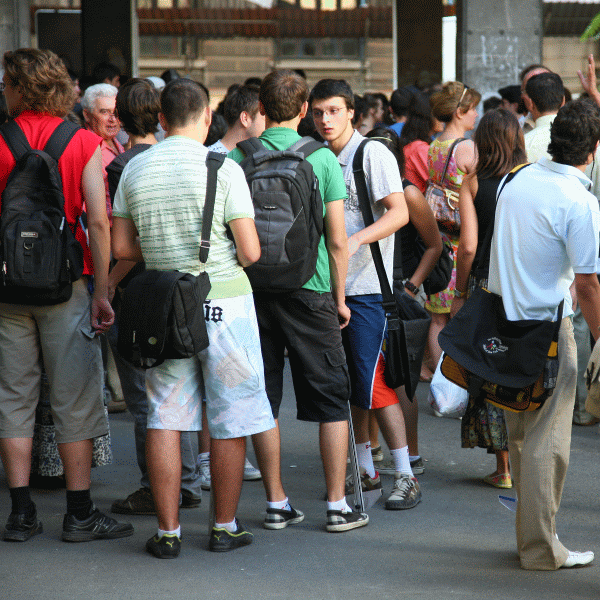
[287,136,324,158]
[43,121,80,162]
[199,151,226,265]
[237,137,265,159]
[0,119,32,162]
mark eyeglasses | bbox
[312,106,346,119]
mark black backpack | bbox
[0,119,84,305]
[237,136,324,293]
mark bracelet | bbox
[404,280,419,295]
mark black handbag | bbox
[415,235,454,296]
[353,139,418,398]
[117,152,225,369]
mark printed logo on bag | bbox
[483,337,508,354]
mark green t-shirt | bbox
[229,127,347,293]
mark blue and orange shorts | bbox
[343,294,398,410]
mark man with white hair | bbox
[81,83,123,223]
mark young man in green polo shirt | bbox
[230,69,369,532]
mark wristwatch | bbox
[454,289,466,299]
[404,280,419,295]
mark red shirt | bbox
[0,111,102,275]
[403,139,430,193]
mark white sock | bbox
[356,442,376,478]
[157,525,181,539]
[267,497,291,511]
[327,497,352,512]
[198,452,210,464]
[214,519,237,533]
[391,446,413,477]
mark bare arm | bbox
[575,272,600,341]
[112,216,143,262]
[107,260,138,303]
[82,147,114,332]
[451,174,479,318]
[403,185,442,295]
[578,54,600,107]
[348,191,408,257]
[454,139,477,176]
[228,217,261,267]
[324,199,351,328]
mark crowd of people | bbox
[0,47,599,572]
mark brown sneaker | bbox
[111,487,155,515]
[344,467,382,496]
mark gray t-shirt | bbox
[334,130,403,296]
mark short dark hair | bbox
[92,62,120,84]
[548,99,600,166]
[259,70,308,123]
[390,87,413,118]
[115,78,160,137]
[160,79,208,128]
[525,72,564,114]
[498,85,521,105]
[223,85,260,126]
[309,79,354,110]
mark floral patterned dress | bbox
[425,138,465,314]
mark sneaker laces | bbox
[393,475,414,495]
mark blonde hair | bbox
[3,48,76,117]
[430,81,481,123]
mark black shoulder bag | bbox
[117,151,225,369]
[437,163,563,412]
[353,139,430,399]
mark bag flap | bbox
[586,337,600,388]
[438,287,558,388]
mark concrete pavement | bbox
[1,363,599,600]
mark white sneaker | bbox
[562,550,594,568]
[243,458,262,481]
[197,459,211,491]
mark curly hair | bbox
[548,99,600,167]
[430,81,481,123]
[3,48,76,117]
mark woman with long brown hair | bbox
[451,108,527,488]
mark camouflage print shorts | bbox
[145,293,275,439]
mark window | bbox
[278,38,362,60]
[139,36,182,58]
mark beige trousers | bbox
[505,317,576,571]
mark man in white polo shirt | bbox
[488,99,600,570]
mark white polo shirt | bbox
[488,157,600,321]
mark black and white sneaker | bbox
[326,508,369,533]
[264,505,305,530]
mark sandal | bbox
[483,472,512,489]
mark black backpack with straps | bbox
[0,119,84,305]
[237,136,325,293]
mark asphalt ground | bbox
[1,362,599,600]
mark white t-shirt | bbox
[334,130,403,296]
[113,136,255,300]
[488,158,600,321]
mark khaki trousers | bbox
[505,317,576,570]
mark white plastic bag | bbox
[428,353,468,417]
